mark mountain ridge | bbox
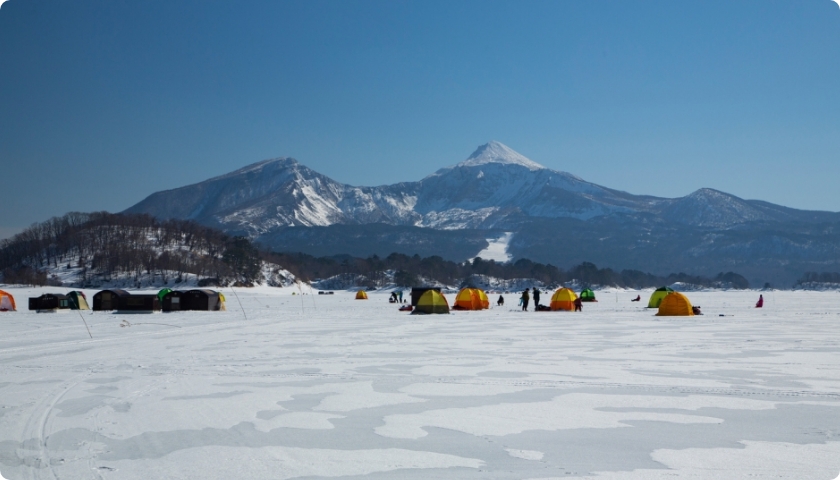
[124,142,840,285]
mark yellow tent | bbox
[412,290,449,314]
[453,288,489,310]
[549,288,577,311]
[656,292,694,316]
[355,290,368,300]
[219,292,227,311]
[476,289,490,309]
[0,289,16,311]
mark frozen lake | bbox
[1,287,840,479]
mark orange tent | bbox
[656,292,694,317]
[476,289,490,309]
[0,289,17,311]
[453,288,489,310]
[549,288,577,311]
[355,290,368,300]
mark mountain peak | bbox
[456,141,545,170]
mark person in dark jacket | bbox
[573,297,582,312]
[521,288,530,311]
[532,288,541,310]
[497,295,504,306]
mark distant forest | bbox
[0,212,753,289]
[268,252,750,290]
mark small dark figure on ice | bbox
[497,295,504,306]
[521,288,530,311]
[532,288,541,311]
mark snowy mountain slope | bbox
[129,140,838,234]
[122,141,840,285]
[127,142,840,233]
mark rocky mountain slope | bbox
[125,142,840,286]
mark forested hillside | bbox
[0,212,267,287]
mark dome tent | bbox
[411,289,450,314]
[550,288,577,311]
[579,289,597,302]
[656,292,694,317]
[647,286,675,308]
[0,290,15,311]
[67,291,89,310]
[453,288,489,310]
[355,290,368,300]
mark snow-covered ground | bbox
[1,287,839,479]
[472,231,513,263]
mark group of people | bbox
[514,287,582,312]
[389,291,405,303]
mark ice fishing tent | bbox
[476,289,490,309]
[647,287,675,308]
[67,291,89,310]
[158,288,172,305]
[117,294,160,313]
[355,290,368,300]
[92,290,131,311]
[453,288,485,310]
[181,289,223,311]
[410,287,441,306]
[656,292,694,317]
[161,290,184,312]
[550,288,578,311]
[0,290,16,311]
[28,293,70,312]
[580,289,597,302]
[411,289,450,314]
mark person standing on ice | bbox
[574,296,583,312]
[398,290,403,303]
[532,288,541,310]
[497,295,504,306]
[756,294,764,308]
[521,288,530,311]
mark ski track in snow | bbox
[0,287,840,479]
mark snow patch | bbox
[472,232,513,263]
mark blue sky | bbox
[1,0,839,237]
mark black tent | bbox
[29,293,70,312]
[92,290,130,311]
[161,290,184,312]
[93,290,160,312]
[118,294,161,312]
[181,289,223,311]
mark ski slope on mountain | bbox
[1,287,839,479]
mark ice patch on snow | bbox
[472,232,513,263]
[375,393,782,439]
[108,446,483,479]
[506,449,544,461]
[564,441,840,479]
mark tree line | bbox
[0,212,750,289]
[267,253,750,290]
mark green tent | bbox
[580,289,597,302]
[158,288,173,305]
[67,291,90,310]
[647,286,675,308]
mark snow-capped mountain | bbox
[124,141,840,286]
[126,141,839,233]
